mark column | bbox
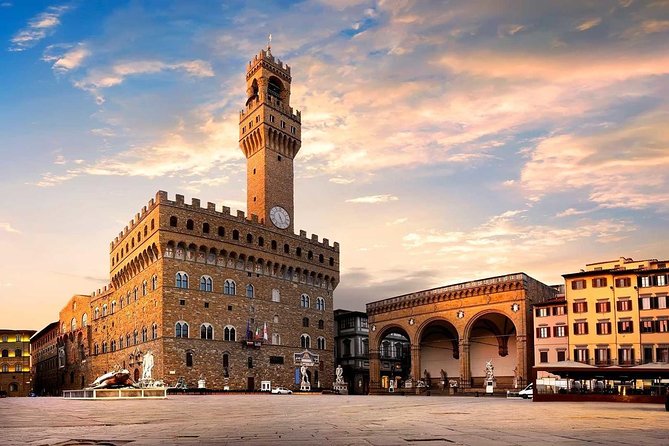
[516,334,527,388]
[368,349,382,394]
[411,344,421,383]
[459,340,470,390]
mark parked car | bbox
[271,387,293,394]
[519,383,533,399]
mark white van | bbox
[519,383,533,399]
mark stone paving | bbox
[1,394,667,445]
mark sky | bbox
[1,0,669,330]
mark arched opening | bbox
[377,326,411,390]
[418,320,460,388]
[267,76,283,98]
[468,312,518,389]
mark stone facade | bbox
[0,329,35,396]
[30,321,59,396]
[45,47,340,392]
[366,273,556,394]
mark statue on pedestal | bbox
[335,365,344,385]
[142,350,154,381]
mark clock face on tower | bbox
[269,206,290,229]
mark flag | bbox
[255,326,260,339]
[263,322,268,341]
[246,320,252,340]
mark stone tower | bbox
[239,45,302,233]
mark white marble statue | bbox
[142,350,154,380]
[335,365,344,385]
[300,365,309,385]
[485,359,495,381]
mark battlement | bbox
[111,191,338,252]
[239,93,301,122]
[90,284,113,299]
[247,49,291,78]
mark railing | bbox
[572,358,666,367]
[367,273,527,311]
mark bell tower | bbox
[239,45,301,232]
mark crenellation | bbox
[176,194,185,204]
[300,230,307,238]
[322,238,329,247]
[237,210,245,219]
[207,202,216,211]
[222,206,231,215]
[192,198,201,208]
[311,234,318,243]
[251,214,259,223]
[156,190,167,203]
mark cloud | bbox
[387,217,408,226]
[9,5,69,51]
[555,208,596,218]
[329,177,355,185]
[519,110,669,210]
[43,44,89,72]
[0,222,20,234]
[74,59,214,103]
[345,194,399,204]
[576,17,602,31]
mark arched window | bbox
[133,287,138,301]
[200,323,213,340]
[119,336,124,349]
[271,240,277,250]
[141,326,148,342]
[151,219,155,230]
[1,350,7,358]
[218,226,225,237]
[152,275,158,290]
[308,250,313,260]
[319,254,324,263]
[246,284,254,298]
[144,225,148,236]
[152,323,158,339]
[300,334,311,349]
[258,236,264,247]
[1,364,8,372]
[186,351,193,367]
[273,314,279,323]
[202,222,210,233]
[111,340,116,352]
[283,243,289,254]
[317,337,326,350]
[142,280,148,296]
[9,382,18,391]
[111,301,117,313]
[318,319,324,329]
[15,349,22,357]
[329,257,335,267]
[302,317,309,328]
[316,297,325,311]
[224,326,236,341]
[169,216,177,227]
[232,230,240,240]
[82,313,88,327]
[102,304,108,317]
[199,275,213,292]
[272,333,281,345]
[176,272,189,289]
[246,233,253,243]
[296,247,302,257]
[224,279,236,295]
[126,292,130,305]
[102,342,107,353]
[175,321,189,338]
[301,294,310,308]
[186,219,194,230]
[71,317,77,332]
[133,330,138,344]
[271,289,280,302]
[126,333,131,346]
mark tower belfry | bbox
[239,47,301,232]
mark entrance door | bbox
[247,377,254,391]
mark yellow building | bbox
[564,257,669,366]
[0,329,36,396]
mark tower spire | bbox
[267,33,272,54]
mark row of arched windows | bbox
[112,218,156,266]
[167,216,336,267]
[1,364,24,372]
[174,272,325,310]
[1,349,23,358]
[175,322,237,341]
[164,241,336,291]
[94,275,159,320]
[93,324,158,355]
[300,334,327,350]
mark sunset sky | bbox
[1,0,669,330]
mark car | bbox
[519,383,533,399]
[271,387,293,394]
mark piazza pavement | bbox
[1,394,667,445]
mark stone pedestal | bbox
[300,383,311,392]
[333,383,348,394]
